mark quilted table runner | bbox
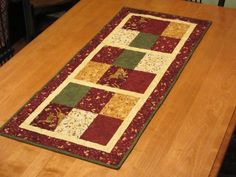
[0,7,211,169]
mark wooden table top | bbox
[0,0,235,176]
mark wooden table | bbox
[0,0,235,176]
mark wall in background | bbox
[202,0,236,8]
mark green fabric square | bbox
[52,83,90,107]
[129,32,158,49]
[114,50,145,69]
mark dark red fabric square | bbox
[30,103,72,131]
[97,66,131,88]
[91,46,124,64]
[123,15,170,35]
[121,70,156,93]
[151,36,180,53]
[80,115,122,145]
[76,88,113,113]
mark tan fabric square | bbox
[101,94,139,120]
[75,61,111,83]
[162,22,190,39]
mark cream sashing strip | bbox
[70,79,143,98]
[20,13,196,153]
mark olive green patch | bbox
[114,50,145,69]
[51,83,90,107]
[129,32,158,49]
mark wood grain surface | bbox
[0,0,235,177]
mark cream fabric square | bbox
[135,53,171,74]
[55,108,97,138]
[104,28,139,46]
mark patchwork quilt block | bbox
[0,7,211,169]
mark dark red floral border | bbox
[0,7,211,169]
